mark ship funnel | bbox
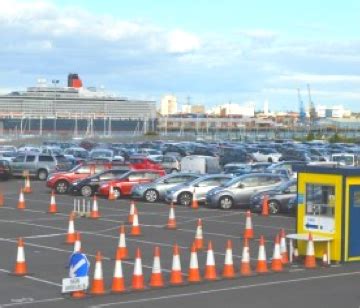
[68,73,83,88]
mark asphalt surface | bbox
[0,179,359,308]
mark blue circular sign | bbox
[68,252,90,278]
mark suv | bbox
[10,153,72,180]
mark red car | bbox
[98,169,165,199]
[129,156,164,171]
[46,163,114,194]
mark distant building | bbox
[160,95,177,115]
[209,103,255,117]
[182,104,192,114]
[191,105,205,114]
[316,105,351,118]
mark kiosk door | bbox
[349,186,360,257]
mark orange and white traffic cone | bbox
[0,189,4,207]
[191,189,199,209]
[204,241,217,281]
[243,210,254,239]
[91,251,105,295]
[256,235,268,273]
[166,204,177,230]
[304,233,317,269]
[261,195,269,216]
[188,242,201,282]
[65,212,76,244]
[111,252,125,293]
[17,188,26,210]
[130,208,141,236]
[240,238,252,276]
[128,201,136,224]
[149,246,164,288]
[194,218,204,250]
[108,184,116,201]
[132,248,145,290]
[73,232,81,253]
[223,239,235,279]
[47,190,58,214]
[23,176,32,194]
[271,235,283,272]
[90,195,100,219]
[280,229,289,265]
[13,238,28,276]
[115,225,128,260]
[170,243,183,285]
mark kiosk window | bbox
[306,184,335,217]
[353,191,360,208]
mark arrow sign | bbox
[68,252,90,278]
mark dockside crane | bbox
[298,88,306,125]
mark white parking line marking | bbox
[0,269,61,287]
[0,297,64,307]
[18,233,66,240]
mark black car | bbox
[249,179,297,214]
[69,168,129,197]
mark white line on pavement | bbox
[0,269,61,287]
[0,297,64,307]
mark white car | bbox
[253,149,281,163]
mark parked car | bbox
[10,153,72,180]
[219,147,254,166]
[223,162,271,176]
[162,143,189,157]
[129,156,164,171]
[205,173,287,210]
[63,147,89,164]
[249,179,297,214]
[180,155,221,174]
[132,173,200,202]
[97,169,166,199]
[267,161,306,178]
[279,149,311,162]
[252,148,281,163]
[0,160,11,180]
[164,174,232,206]
[148,155,181,173]
[89,149,124,162]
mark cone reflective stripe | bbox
[223,240,235,278]
[91,251,105,295]
[304,233,317,269]
[261,195,269,216]
[240,238,252,276]
[17,189,26,210]
[73,232,81,253]
[90,195,100,219]
[66,212,76,244]
[271,235,283,272]
[108,184,116,201]
[47,190,58,214]
[23,176,32,194]
[194,218,204,250]
[256,235,268,273]
[204,241,217,280]
[243,210,254,239]
[166,204,177,229]
[112,255,125,293]
[132,248,145,290]
[130,208,141,236]
[191,189,199,209]
[13,238,27,276]
[188,242,201,282]
[149,246,164,288]
[170,244,183,285]
[280,229,289,265]
[128,201,136,224]
[116,225,128,260]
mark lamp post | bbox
[52,79,59,136]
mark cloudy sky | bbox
[1,0,360,111]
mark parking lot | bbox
[0,179,359,308]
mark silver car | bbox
[132,173,200,202]
[165,174,233,206]
[205,173,287,210]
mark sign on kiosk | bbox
[62,252,90,293]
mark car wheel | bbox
[144,189,159,203]
[37,169,48,181]
[81,185,93,197]
[219,196,234,210]
[269,200,280,215]
[268,157,273,163]
[113,188,121,199]
[178,192,192,206]
[55,180,69,194]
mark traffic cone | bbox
[115,225,128,260]
[243,210,254,239]
[17,188,26,210]
[261,195,269,216]
[191,189,199,209]
[222,239,235,278]
[204,241,217,281]
[149,246,164,288]
[65,212,76,244]
[166,204,177,230]
[280,229,289,265]
[108,184,116,201]
[256,235,268,273]
[132,248,145,290]
[194,218,204,250]
[90,195,100,219]
[304,233,317,269]
[0,189,4,207]
[71,290,86,299]
[130,208,141,236]
[47,190,58,214]
[91,251,105,295]
[128,201,136,224]
[170,243,183,285]
[240,238,252,276]
[111,253,125,293]
[13,238,27,276]
[23,176,32,194]
[73,232,81,253]
[188,242,201,282]
[271,235,283,272]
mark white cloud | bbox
[278,73,360,83]
[167,30,200,54]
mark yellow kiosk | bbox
[294,165,360,262]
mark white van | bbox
[180,155,220,174]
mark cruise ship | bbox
[0,74,157,135]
